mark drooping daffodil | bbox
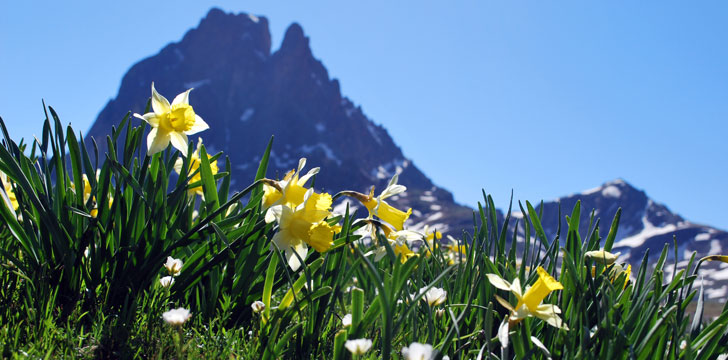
[173,138,218,198]
[341,174,412,231]
[486,266,568,330]
[133,83,209,155]
[267,189,336,270]
[584,249,621,265]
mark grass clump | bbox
[0,85,727,359]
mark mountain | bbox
[87,8,728,300]
[87,8,473,235]
[513,179,728,301]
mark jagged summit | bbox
[87,8,472,235]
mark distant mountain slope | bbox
[514,179,728,300]
[87,8,473,234]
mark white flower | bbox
[345,338,373,355]
[342,314,352,327]
[164,256,183,276]
[402,342,434,360]
[420,287,447,307]
[162,307,191,326]
[251,301,265,314]
[159,276,174,288]
[435,308,445,319]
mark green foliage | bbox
[0,107,727,359]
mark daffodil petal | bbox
[151,83,170,115]
[535,310,568,330]
[486,274,512,291]
[511,278,523,297]
[169,131,189,155]
[173,157,184,175]
[171,88,192,106]
[185,115,209,135]
[147,128,171,155]
[134,112,160,127]
[297,167,320,186]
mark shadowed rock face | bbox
[87,8,474,235]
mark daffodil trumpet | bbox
[340,175,412,231]
[487,266,568,330]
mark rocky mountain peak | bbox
[86,9,472,236]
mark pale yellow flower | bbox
[342,175,412,231]
[133,83,209,155]
[487,266,568,330]
[173,138,218,197]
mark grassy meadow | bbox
[0,85,727,359]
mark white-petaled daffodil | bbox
[133,83,209,155]
[486,266,568,330]
[267,189,336,270]
[342,174,412,231]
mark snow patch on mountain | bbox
[613,215,679,248]
[602,185,622,198]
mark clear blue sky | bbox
[1,1,727,229]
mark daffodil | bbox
[486,266,568,330]
[267,189,336,270]
[173,138,218,198]
[342,175,412,230]
[0,171,18,211]
[262,158,321,209]
[133,83,209,155]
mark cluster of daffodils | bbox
[160,256,183,288]
[261,159,339,270]
[487,266,568,330]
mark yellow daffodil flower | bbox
[133,83,209,155]
[0,171,18,211]
[262,158,323,209]
[267,189,336,270]
[342,174,412,231]
[173,138,218,198]
[486,266,568,330]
